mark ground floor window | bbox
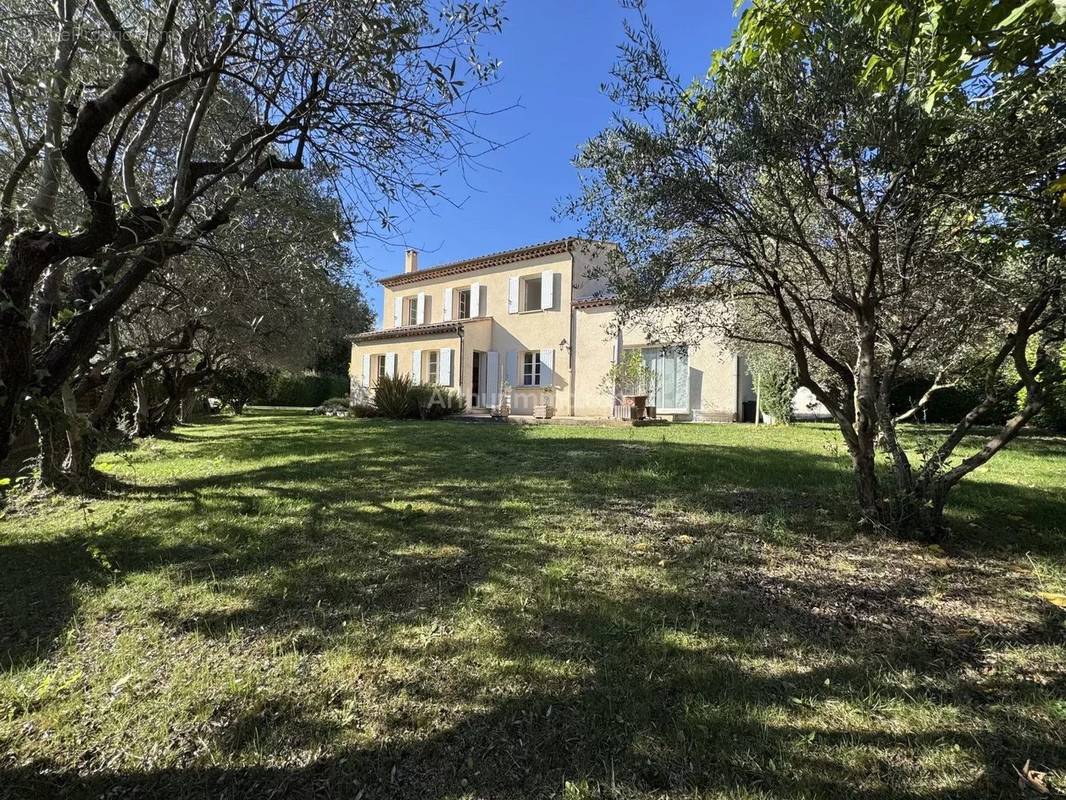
[376,354,387,381]
[522,351,541,386]
[427,350,439,384]
[641,345,689,410]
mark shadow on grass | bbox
[4,574,1063,799]
[1,411,1063,798]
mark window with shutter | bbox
[470,282,481,316]
[439,348,453,386]
[507,277,519,313]
[427,350,439,384]
[539,348,554,387]
[522,352,541,386]
[442,288,453,321]
[521,276,542,311]
[540,270,554,310]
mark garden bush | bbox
[372,374,465,420]
[411,384,466,419]
[373,374,417,418]
[311,397,350,417]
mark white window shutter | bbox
[385,352,396,377]
[416,292,426,325]
[442,288,452,321]
[541,270,554,310]
[470,282,481,317]
[361,353,371,387]
[539,348,554,387]
[505,351,518,387]
[507,276,519,313]
[393,296,402,327]
[486,351,499,406]
[439,347,453,386]
[411,349,422,383]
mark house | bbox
[349,238,758,420]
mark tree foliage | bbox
[0,0,501,487]
[746,348,798,424]
[570,0,1065,538]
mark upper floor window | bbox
[457,288,471,319]
[522,351,541,386]
[521,276,542,312]
[406,297,418,326]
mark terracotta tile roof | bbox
[348,321,464,343]
[348,316,490,343]
[378,237,608,288]
[571,296,617,309]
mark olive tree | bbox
[0,0,503,469]
[570,0,1065,539]
[42,169,371,485]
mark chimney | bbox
[404,249,419,274]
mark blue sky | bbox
[354,0,739,320]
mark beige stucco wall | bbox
[572,305,743,419]
[364,248,605,415]
[572,305,618,417]
[349,331,462,401]
[350,243,745,420]
[382,252,567,330]
[349,317,501,410]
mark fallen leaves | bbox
[1015,759,1064,796]
[1037,592,1066,610]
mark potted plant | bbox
[533,385,555,419]
[602,350,654,421]
[493,381,512,420]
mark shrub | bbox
[312,396,350,417]
[373,373,416,418]
[372,375,466,420]
[211,367,273,415]
[349,403,379,418]
[746,349,798,425]
[412,384,466,419]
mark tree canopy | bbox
[570,0,1065,538]
[0,0,502,489]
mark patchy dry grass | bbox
[1,410,1063,799]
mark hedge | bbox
[254,372,348,408]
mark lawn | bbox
[1,410,1064,799]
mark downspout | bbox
[457,323,465,394]
[566,239,576,417]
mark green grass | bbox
[1,410,1064,799]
